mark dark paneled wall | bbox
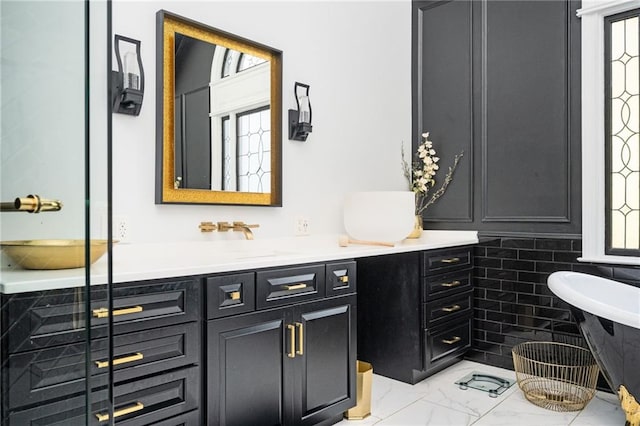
[412,0,582,236]
[469,237,640,371]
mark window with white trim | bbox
[605,9,639,255]
[579,0,640,265]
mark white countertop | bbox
[0,230,477,294]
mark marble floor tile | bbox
[413,361,518,417]
[471,389,580,426]
[376,399,479,426]
[366,374,427,419]
[570,391,625,425]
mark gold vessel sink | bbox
[0,239,116,270]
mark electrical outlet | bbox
[113,215,130,243]
[295,216,310,236]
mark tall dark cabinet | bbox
[412,0,582,236]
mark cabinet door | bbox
[207,309,292,426]
[294,295,357,425]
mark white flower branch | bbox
[401,133,464,216]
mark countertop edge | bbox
[0,231,478,294]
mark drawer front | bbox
[7,365,200,426]
[325,261,356,297]
[423,290,473,328]
[206,272,255,319]
[256,264,325,309]
[4,278,200,353]
[148,410,200,425]
[91,278,201,333]
[422,247,472,275]
[7,322,200,410]
[422,270,472,300]
[425,319,471,369]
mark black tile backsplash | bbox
[467,237,640,376]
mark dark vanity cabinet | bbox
[1,259,357,425]
[0,278,202,425]
[357,246,473,384]
[206,262,357,426]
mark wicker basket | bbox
[512,342,599,412]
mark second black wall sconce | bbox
[288,82,312,141]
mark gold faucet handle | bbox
[217,221,232,232]
[233,221,260,229]
[199,221,218,232]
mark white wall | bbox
[112,0,411,243]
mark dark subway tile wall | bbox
[467,237,640,373]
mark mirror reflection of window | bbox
[173,32,271,193]
[210,46,271,192]
[237,107,271,192]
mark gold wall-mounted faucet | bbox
[199,221,259,240]
[0,194,63,213]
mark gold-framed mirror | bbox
[156,10,282,206]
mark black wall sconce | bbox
[112,35,144,116]
[288,82,312,141]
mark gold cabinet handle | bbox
[441,304,462,313]
[295,322,304,355]
[229,291,241,300]
[95,352,144,369]
[440,257,460,264]
[339,275,349,283]
[441,280,461,288]
[284,283,307,290]
[92,306,143,318]
[96,402,144,422]
[442,336,462,345]
[287,324,296,358]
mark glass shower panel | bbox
[1,1,111,424]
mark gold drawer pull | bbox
[441,304,461,313]
[95,352,144,369]
[92,306,143,318]
[287,324,296,358]
[230,291,241,300]
[295,322,304,355]
[440,257,460,264]
[339,275,349,283]
[96,402,144,422]
[285,283,307,290]
[442,336,462,345]
[441,280,461,288]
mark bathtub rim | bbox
[548,271,640,330]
